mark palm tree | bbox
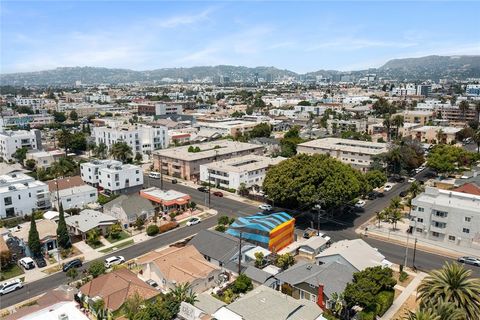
[109,142,133,162]
[473,130,480,154]
[383,116,392,142]
[409,181,424,198]
[417,262,480,320]
[459,101,470,122]
[404,309,440,320]
[430,299,466,320]
[392,115,404,140]
[390,196,402,210]
[376,211,384,228]
[171,282,198,305]
[95,142,108,159]
[57,129,72,157]
[330,292,346,319]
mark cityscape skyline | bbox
[2,1,480,74]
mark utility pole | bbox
[404,230,410,268]
[208,169,211,209]
[160,159,164,190]
[55,178,60,209]
[412,238,418,270]
[238,232,242,275]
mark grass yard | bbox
[99,239,134,253]
[87,241,104,249]
[0,263,24,281]
[106,231,131,244]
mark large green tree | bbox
[110,142,133,162]
[56,203,71,249]
[263,154,369,210]
[13,147,28,163]
[427,144,478,175]
[249,123,271,138]
[28,217,42,257]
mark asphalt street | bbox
[1,172,478,308]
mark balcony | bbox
[430,225,447,234]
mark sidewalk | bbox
[357,219,480,259]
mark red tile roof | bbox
[453,183,480,196]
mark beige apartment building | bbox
[152,140,265,181]
[297,138,388,172]
[400,110,434,125]
[410,126,462,144]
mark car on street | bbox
[186,217,201,226]
[259,204,273,211]
[19,257,35,270]
[457,256,480,267]
[148,172,161,179]
[197,186,208,192]
[399,190,409,197]
[366,192,377,200]
[376,191,385,198]
[0,279,23,296]
[146,279,159,288]
[355,200,366,208]
[34,256,47,268]
[408,177,416,183]
[62,259,83,272]
[104,256,125,268]
[213,191,223,197]
[171,179,178,184]
[383,184,393,192]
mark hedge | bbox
[358,310,376,320]
[146,225,159,236]
[376,290,394,316]
[159,221,178,233]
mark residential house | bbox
[140,187,191,213]
[103,193,155,228]
[25,150,64,169]
[46,176,98,210]
[65,209,118,240]
[137,245,222,294]
[410,126,462,144]
[275,261,355,309]
[0,129,42,162]
[79,268,159,313]
[14,219,58,255]
[243,266,277,288]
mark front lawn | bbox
[87,241,104,249]
[99,239,134,253]
[0,264,24,281]
[106,231,130,244]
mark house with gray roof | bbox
[244,266,277,288]
[102,193,155,228]
[275,261,356,309]
[65,209,118,240]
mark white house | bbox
[0,172,49,218]
[81,160,143,194]
[25,150,64,169]
[199,155,285,190]
[0,129,42,161]
[410,187,480,249]
[80,160,122,187]
[52,185,98,210]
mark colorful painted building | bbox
[226,212,295,252]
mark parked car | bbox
[376,192,385,198]
[19,257,35,270]
[62,259,83,272]
[303,228,318,239]
[186,217,201,226]
[355,200,366,208]
[146,279,159,288]
[259,204,273,211]
[34,256,47,268]
[197,186,208,192]
[104,256,125,268]
[213,191,223,197]
[457,256,480,267]
[384,184,393,192]
[0,279,23,295]
[171,179,178,184]
[148,172,161,179]
[399,190,408,197]
[366,192,377,200]
[408,177,416,183]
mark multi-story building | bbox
[0,114,55,129]
[416,85,432,97]
[0,129,42,161]
[47,176,98,210]
[195,119,265,138]
[293,105,327,116]
[410,187,480,249]
[326,118,367,135]
[80,160,143,194]
[439,105,477,123]
[92,124,168,156]
[137,103,183,116]
[199,155,284,191]
[14,98,47,113]
[152,140,265,181]
[297,138,387,172]
[410,126,462,144]
[0,172,50,218]
[25,150,64,169]
[400,111,434,125]
[466,84,480,96]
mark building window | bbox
[18,195,21,200]
[66,198,71,202]
[416,228,423,233]
[4,197,12,206]
[90,193,96,197]
[434,211,448,218]
[463,228,470,234]
[465,217,471,222]
[418,207,424,212]
[417,218,423,223]
[432,231,440,237]
[448,235,455,241]
[208,276,214,282]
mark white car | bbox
[19,257,35,270]
[408,177,416,183]
[259,204,273,211]
[384,184,393,192]
[104,256,125,268]
[186,217,201,226]
[0,279,23,295]
[355,200,366,208]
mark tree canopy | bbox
[249,123,272,138]
[427,144,479,175]
[56,203,71,249]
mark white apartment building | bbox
[327,118,368,134]
[410,187,480,249]
[80,160,143,194]
[51,184,98,210]
[297,138,388,172]
[92,124,168,156]
[0,129,42,161]
[199,155,285,190]
[293,105,327,116]
[14,97,47,113]
[195,119,263,138]
[0,172,50,218]
[156,103,183,115]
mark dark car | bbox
[213,191,223,197]
[366,192,377,200]
[399,190,408,197]
[34,256,47,268]
[376,192,385,198]
[197,186,208,192]
[171,179,178,184]
[63,259,82,272]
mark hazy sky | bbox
[1,1,479,74]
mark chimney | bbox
[317,284,325,310]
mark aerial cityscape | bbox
[1,1,480,320]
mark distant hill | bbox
[1,55,479,86]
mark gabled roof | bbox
[244,266,275,285]
[65,209,118,233]
[46,176,85,192]
[80,268,158,311]
[103,194,155,219]
[453,182,480,196]
[275,261,355,298]
[136,245,220,284]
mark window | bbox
[90,193,96,197]
[434,210,448,218]
[208,276,214,282]
[432,231,440,237]
[416,228,423,233]
[18,195,21,200]
[66,198,71,202]
[418,207,425,212]
[448,235,455,241]
[463,228,470,234]
[4,197,12,206]
[417,218,423,223]
[465,217,471,222]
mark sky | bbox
[1,1,479,74]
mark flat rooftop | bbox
[201,155,284,173]
[141,187,190,201]
[153,140,263,161]
[412,126,463,134]
[298,137,387,155]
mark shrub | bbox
[159,221,178,233]
[215,225,226,232]
[146,225,159,236]
[358,310,376,320]
[399,271,409,282]
[375,290,394,316]
[232,274,253,294]
[88,260,106,278]
[218,216,230,225]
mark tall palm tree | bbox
[459,100,470,122]
[376,211,384,228]
[473,130,480,154]
[392,115,404,140]
[417,262,480,320]
[383,116,392,142]
[404,309,440,320]
[388,208,403,230]
[409,181,424,198]
[390,196,402,210]
[171,282,198,305]
[95,142,108,159]
[109,142,133,162]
